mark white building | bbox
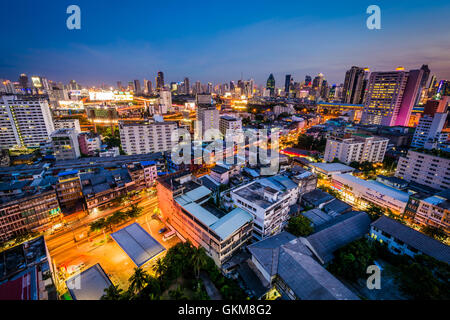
[0,95,54,148]
[219,115,242,136]
[324,134,389,164]
[119,120,178,155]
[53,119,81,133]
[411,112,449,150]
[159,89,172,114]
[50,128,80,160]
[331,173,410,214]
[395,150,450,191]
[197,106,220,138]
[99,147,120,157]
[78,132,101,156]
[231,176,299,240]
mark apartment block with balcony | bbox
[324,133,389,164]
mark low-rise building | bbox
[219,115,242,136]
[308,162,355,178]
[370,216,450,264]
[50,128,80,160]
[157,173,253,267]
[0,188,61,242]
[403,189,450,234]
[78,132,101,156]
[331,173,410,215]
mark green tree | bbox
[421,225,448,241]
[89,218,106,232]
[128,267,149,296]
[366,204,384,221]
[191,247,208,279]
[152,258,167,278]
[286,215,313,237]
[101,284,123,300]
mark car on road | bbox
[158,227,167,234]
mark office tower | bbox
[285,74,292,93]
[156,71,164,91]
[184,77,190,94]
[127,81,134,91]
[134,79,141,94]
[18,74,29,89]
[69,80,80,90]
[304,75,312,86]
[117,81,123,90]
[343,66,366,104]
[194,81,202,94]
[361,69,409,126]
[0,95,54,148]
[395,69,423,126]
[50,128,80,160]
[414,64,431,105]
[119,120,178,155]
[197,106,220,138]
[207,82,213,94]
[144,79,152,94]
[324,134,389,164]
[312,73,324,89]
[266,74,275,97]
[437,80,450,98]
[411,112,449,150]
[395,150,450,191]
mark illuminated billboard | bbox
[31,76,42,88]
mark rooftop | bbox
[371,216,450,264]
[332,173,410,203]
[309,162,355,174]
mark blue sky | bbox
[1,0,449,86]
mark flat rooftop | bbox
[66,264,112,300]
[110,223,166,267]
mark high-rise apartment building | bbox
[184,77,190,94]
[119,120,178,155]
[411,112,449,150]
[196,106,220,138]
[395,150,450,191]
[133,79,141,94]
[0,95,54,148]
[324,134,389,164]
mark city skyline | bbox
[1,1,450,86]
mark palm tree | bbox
[168,285,186,300]
[152,258,166,278]
[191,247,208,279]
[101,284,123,300]
[128,267,149,296]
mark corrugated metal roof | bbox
[371,216,450,264]
[210,208,252,240]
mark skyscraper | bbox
[361,69,409,126]
[117,81,123,90]
[266,74,275,97]
[395,68,423,126]
[184,77,190,94]
[304,75,312,86]
[156,71,164,91]
[342,66,366,104]
[18,74,29,89]
[134,79,141,94]
[285,74,292,93]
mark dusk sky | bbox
[1,0,450,87]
